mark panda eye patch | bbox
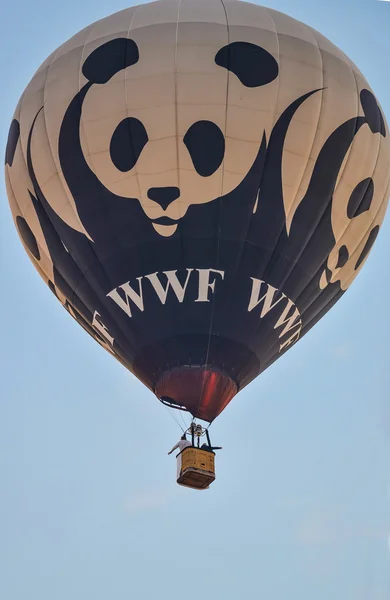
[110,117,148,172]
[184,120,225,177]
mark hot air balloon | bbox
[5,0,390,434]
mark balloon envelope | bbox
[5,0,390,422]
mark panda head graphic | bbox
[56,34,278,239]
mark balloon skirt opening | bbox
[155,366,237,422]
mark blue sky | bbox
[1,0,389,598]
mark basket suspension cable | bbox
[171,410,185,432]
[162,401,185,432]
[178,408,188,431]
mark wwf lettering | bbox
[104,269,301,352]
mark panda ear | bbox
[82,38,139,84]
[215,41,278,88]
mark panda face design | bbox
[66,36,278,237]
[317,102,390,292]
[320,175,385,291]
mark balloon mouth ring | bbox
[154,365,237,422]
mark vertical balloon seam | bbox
[218,4,281,349]
[119,5,168,356]
[205,0,232,419]
[76,15,115,255]
[37,31,88,261]
[213,6,269,391]
[76,20,134,278]
[246,32,325,325]
[255,2,284,267]
[192,0,231,420]
[283,25,325,231]
[66,14,135,240]
[264,7,282,139]
[123,4,146,234]
[249,94,325,309]
[73,22,139,347]
[173,0,183,237]
[172,0,187,390]
[207,0,238,418]
[219,5,282,382]
[150,0,187,390]
[248,90,323,316]
[158,0,181,240]
[43,28,94,235]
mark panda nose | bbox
[147,186,180,210]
